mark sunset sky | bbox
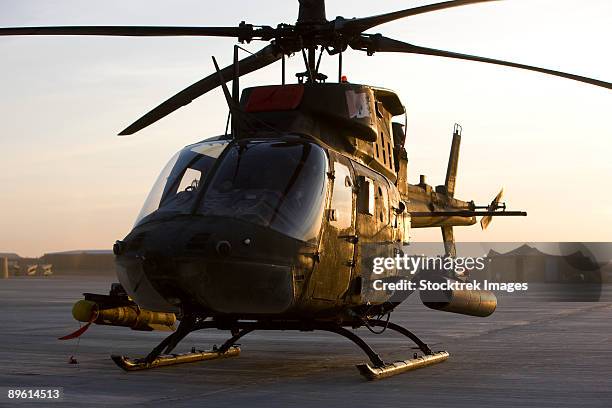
[1,0,611,257]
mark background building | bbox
[475,244,609,283]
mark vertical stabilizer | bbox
[441,226,456,258]
[444,124,462,198]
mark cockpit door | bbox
[311,154,356,302]
[352,161,396,304]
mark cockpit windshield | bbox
[135,138,230,226]
[199,140,328,243]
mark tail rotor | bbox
[480,188,504,230]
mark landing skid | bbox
[111,347,240,371]
[347,320,449,380]
[110,318,448,379]
[357,351,449,380]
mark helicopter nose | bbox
[116,215,314,315]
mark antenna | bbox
[338,50,343,83]
[212,56,240,138]
[232,45,240,136]
[282,54,286,85]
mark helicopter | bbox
[1,0,610,380]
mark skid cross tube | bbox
[119,317,443,377]
[144,315,196,363]
[193,319,434,367]
[319,324,385,367]
[218,328,255,353]
[195,320,386,367]
[367,319,433,355]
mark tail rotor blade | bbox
[480,188,504,230]
[480,215,492,231]
[490,188,504,209]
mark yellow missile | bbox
[72,299,176,332]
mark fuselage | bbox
[115,134,408,321]
[114,82,477,322]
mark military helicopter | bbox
[2,0,610,380]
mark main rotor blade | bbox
[353,35,612,90]
[338,0,497,34]
[119,44,283,135]
[0,26,246,37]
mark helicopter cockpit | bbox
[135,137,328,244]
[135,138,230,226]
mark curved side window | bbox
[330,161,354,231]
[352,161,390,228]
[135,140,229,226]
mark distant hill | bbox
[41,250,116,276]
[0,252,21,260]
[2,250,117,276]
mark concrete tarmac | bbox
[0,276,610,407]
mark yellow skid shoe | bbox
[111,346,240,371]
[357,351,449,380]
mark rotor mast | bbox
[297,0,327,83]
[297,0,326,24]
